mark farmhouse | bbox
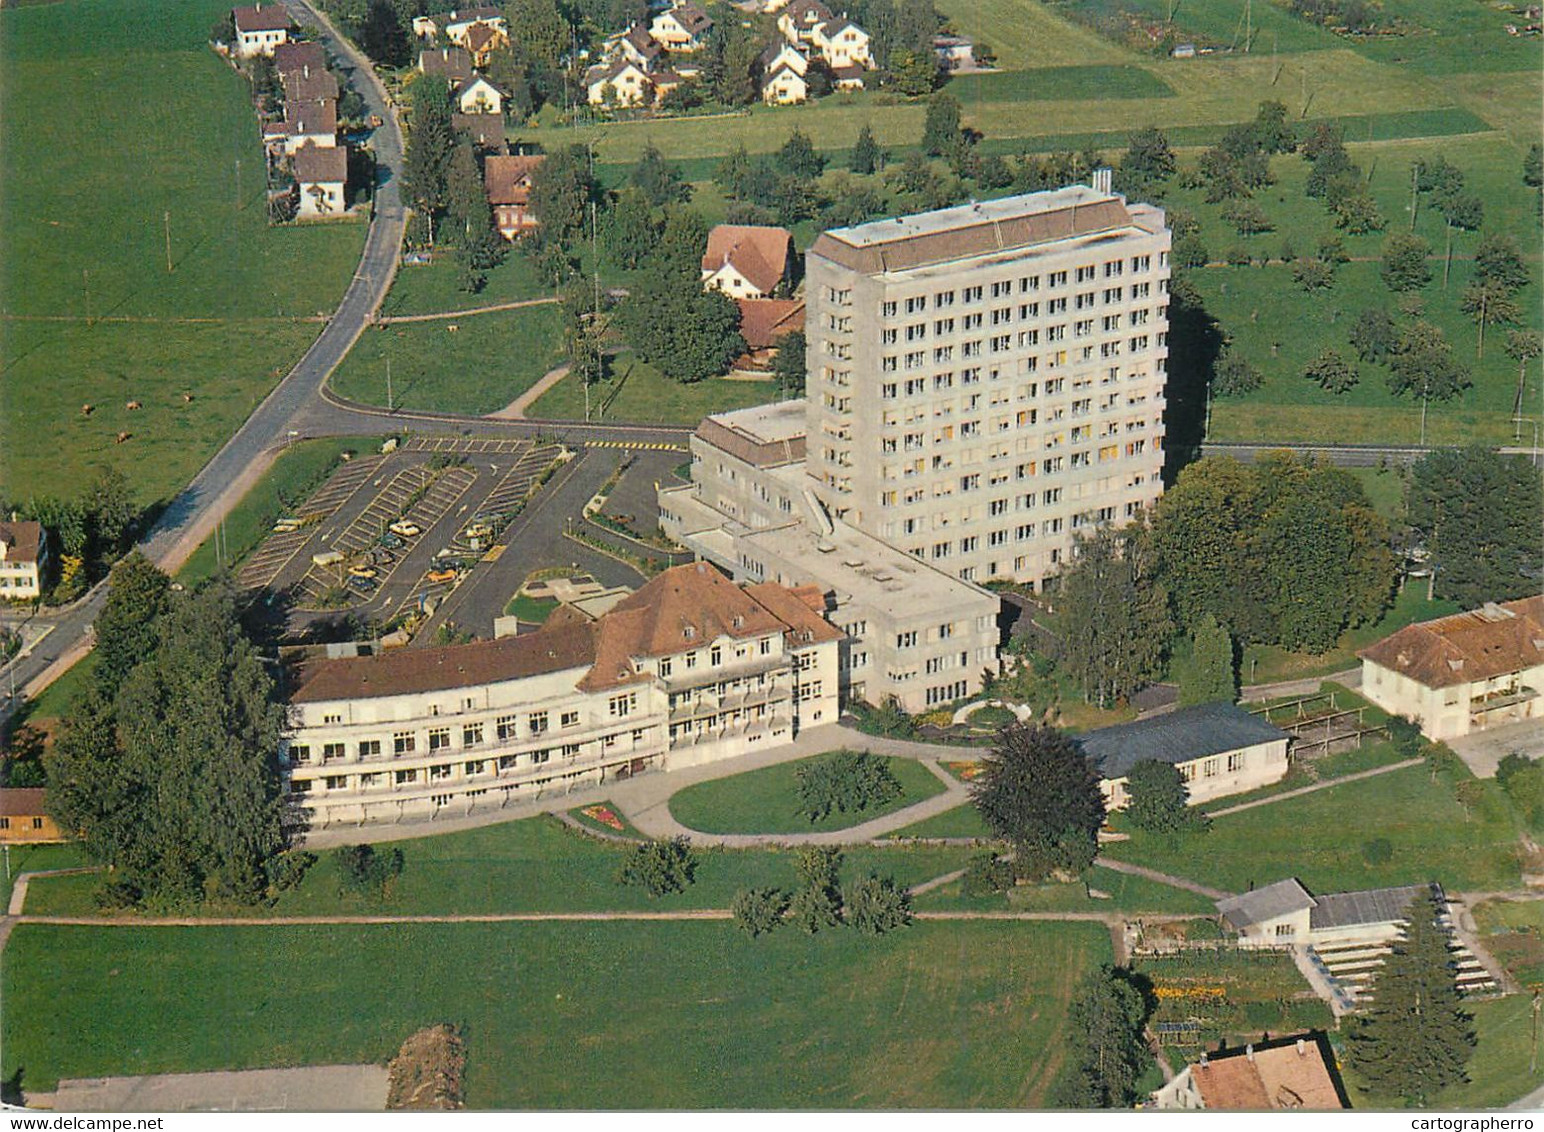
[484,154,544,239]
[231,3,292,58]
[293,141,347,218]
[1079,701,1291,810]
[1357,595,1544,739]
[281,563,842,827]
[0,520,46,600]
[1153,1034,1346,1111]
[0,788,64,844]
[701,224,794,300]
[734,297,805,372]
[273,40,327,79]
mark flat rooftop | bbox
[704,399,808,445]
[827,185,1118,247]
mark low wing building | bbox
[1357,595,1544,739]
[281,563,841,827]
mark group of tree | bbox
[1048,965,1154,1108]
[795,750,902,822]
[402,81,504,289]
[1150,454,1396,654]
[1180,101,1295,207]
[1405,447,1543,608]
[1053,522,1171,708]
[334,842,402,900]
[616,836,698,895]
[45,554,290,908]
[733,846,911,936]
[5,466,138,603]
[1301,122,1384,234]
[714,131,833,227]
[1123,759,1207,837]
[1496,753,1544,833]
[1343,303,1472,404]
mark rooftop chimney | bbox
[1092,167,1113,195]
[1245,1044,1255,1063]
[1296,1039,1307,1058]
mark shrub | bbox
[616,836,697,896]
[1362,838,1394,865]
[795,750,903,822]
[962,852,1016,897]
[843,874,913,935]
[334,843,404,899]
[267,850,317,893]
[732,887,789,936]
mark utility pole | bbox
[386,356,393,410]
[1409,162,1419,231]
[236,157,242,210]
[1531,990,1541,1076]
[164,210,174,272]
[83,269,90,327]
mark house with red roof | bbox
[701,224,794,300]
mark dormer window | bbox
[684,625,696,640]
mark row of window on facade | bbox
[873,296,1159,344]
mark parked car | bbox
[348,575,378,594]
[348,564,379,579]
[379,532,404,549]
[389,520,421,538]
[426,568,458,584]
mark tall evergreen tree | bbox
[1054,523,1172,708]
[529,144,597,249]
[1178,612,1235,706]
[630,142,691,207]
[92,551,172,701]
[970,723,1105,880]
[1345,888,1474,1104]
[1407,448,1543,607]
[849,124,884,175]
[403,80,455,243]
[921,92,962,157]
[1050,965,1151,1108]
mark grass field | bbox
[887,800,994,839]
[528,355,781,424]
[21,815,979,917]
[948,64,1173,102]
[329,305,565,415]
[177,438,370,585]
[1101,764,1523,895]
[0,0,364,507]
[0,842,87,913]
[382,252,554,317]
[667,752,950,835]
[1,918,1109,1105]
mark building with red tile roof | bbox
[1154,1035,1347,1111]
[701,224,793,300]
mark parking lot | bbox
[237,436,689,643]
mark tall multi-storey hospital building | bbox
[662,176,1172,711]
[804,176,1170,589]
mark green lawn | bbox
[948,64,1173,103]
[1474,898,1544,988]
[178,438,370,586]
[0,841,88,914]
[0,0,363,506]
[329,304,565,415]
[1101,764,1523,895]
[502,592,559,623]
[21,815,978,917]
[382,251,553,317]
[2,918,1109,1105]
[887,800,994,840]
[529,355,780,425]
[935,0,1141,68]
[667,752,950,835]
[913,863,1216,915]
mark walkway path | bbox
[1205,758,1421,819]
[377,296,558,325]
[1093,858,1231,901]
[487,362,570,420]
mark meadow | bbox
[1,918,1110,1105]
[0,0,364,507]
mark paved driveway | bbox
[1449,717,1544,778]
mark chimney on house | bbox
[1245,1045,1255,1063]
[1296,1039,1307,1058]
[1092,167,1113,195]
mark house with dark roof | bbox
[650,0,713,51]
[1218,877,1443,947]
[810,16,872,70]
[1154,1034,1347,1110]
[282,64,340,105]
[419,45,474,84]
[293,142,348,218]
[0,520,46,600]
[1078,701,1291,809]
[232,3,292,57]
[701,224,794,300]
[484,154,543,239]
[759,41,810,104]
[453,113,507,152]
[264,97,337,156]
[585,57,655,107]
[1358,595,1544,739]
[734,297,805,372]
[778,0,833,45]
[281,563,842,827]
[452,74,508,115]
[274,40,327,79]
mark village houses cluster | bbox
[586,0,876,109]
[230,4,349,219]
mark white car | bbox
[389,520,421,538]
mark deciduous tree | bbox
[1177,613,1236,706]
[1049,965,1151,1108]
[1407,448,1543,607]
[1303,348,1359,393]
[970,723,1104,880]
[1054,524,1171,708]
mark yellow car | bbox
[426,568,458,584]
[348,564,379,580]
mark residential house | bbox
[0,789,64,844]
[934,34,976,71]
[273,40,327,79]
[650,0,713,51]
[453,113,508,152]
[585,58,654,106]
[610,23,664,68]
[701,224,794,300]
[418,45,475,85]
[778,0,833,45]
[280,562,843,827]
[453,74,508,115]
[1080,701,1291,810]
[282,64,340,105]
[266,97,337,155]
[810,17,872,69]
[1357,595,1544,739]
[830,63,867,90]
[485,153,544,239]
[460,20,508,66]
[734,298,805,372]
[657,401,1001,713]
[759,41,809,104]
[232,3,293,57]
[294,141,348,218]
[1153,1035,1347,1111]
[0,520,46,600]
